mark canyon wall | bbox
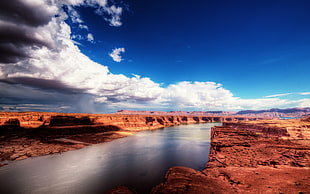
[151,118,310,194]
[223,119,310,140]
[0,112,259,130]
[0,112,258,164]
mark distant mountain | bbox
[115,108,310,118]
[236,107,310,118]
[237,107,310,114]
[114,110,237,116]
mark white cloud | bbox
[64,1,124,44]
[87,33,94,42]
[105,5,123,27]
[95,5,123,27]
[265,92,310,98]
[0,0,309,113]
[109,48,125,62]
[67,5,84,24]
[265,93,293,98]
[161,82,235,110]
[71,34,84,40]
[297,99,310,107]
[66,0,123,27]
[79,24,89,30]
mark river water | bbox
[0,122,221,194]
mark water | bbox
[0,123,221,194]
[280,117,300,119]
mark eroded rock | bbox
[152,119,310,193]
[0,112,257,163]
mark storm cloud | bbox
[0,0,309,113]
[0,0,58,63]
[0,0,56,27]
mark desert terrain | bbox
[0,111,309,193]
[0,112,256,166]
[151,116,310,194]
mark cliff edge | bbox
[0,112,257,166]
[152,118,310,193]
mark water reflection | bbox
[0,123,221,194]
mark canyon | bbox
[151,117,310,194]
[1,111,309,193]
[0,112,258,165]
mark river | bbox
[0,122,221,194]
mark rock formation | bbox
[0,112,257,166]
[301,115,310,122]
[151,118,310,193]
[1,111,310,193]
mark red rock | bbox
[106,186,135,194]
[151,120,310,193]
[0,112,258,163]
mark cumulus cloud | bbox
[0,0,124,61]
[67,5,84,24]
[0,0,309,113]
[109,48,125,62]
[0,9,58,63]
[65,0,123,27]
[87,33,95,42]
[0,0,124,63]
[101,5,123,27]
[161,82,235,110]
[79,24,89,30]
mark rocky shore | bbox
[151,117,310,194]
[0,112,257,166]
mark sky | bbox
[0,0,310,113]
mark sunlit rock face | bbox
[0,111,259,129]
[152,118,310,194]
[0,111,257,165]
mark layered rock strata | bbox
[0,112,257,166]
[0,112,258,129]
[224,119,310,140]
[152,119,310,193]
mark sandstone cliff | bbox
[224,119,310,140]
[151,118,310,193]
[0,112,258,130]
[0,112,257,165]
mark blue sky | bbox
[0,0,310,113]
[75,0,310,98]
